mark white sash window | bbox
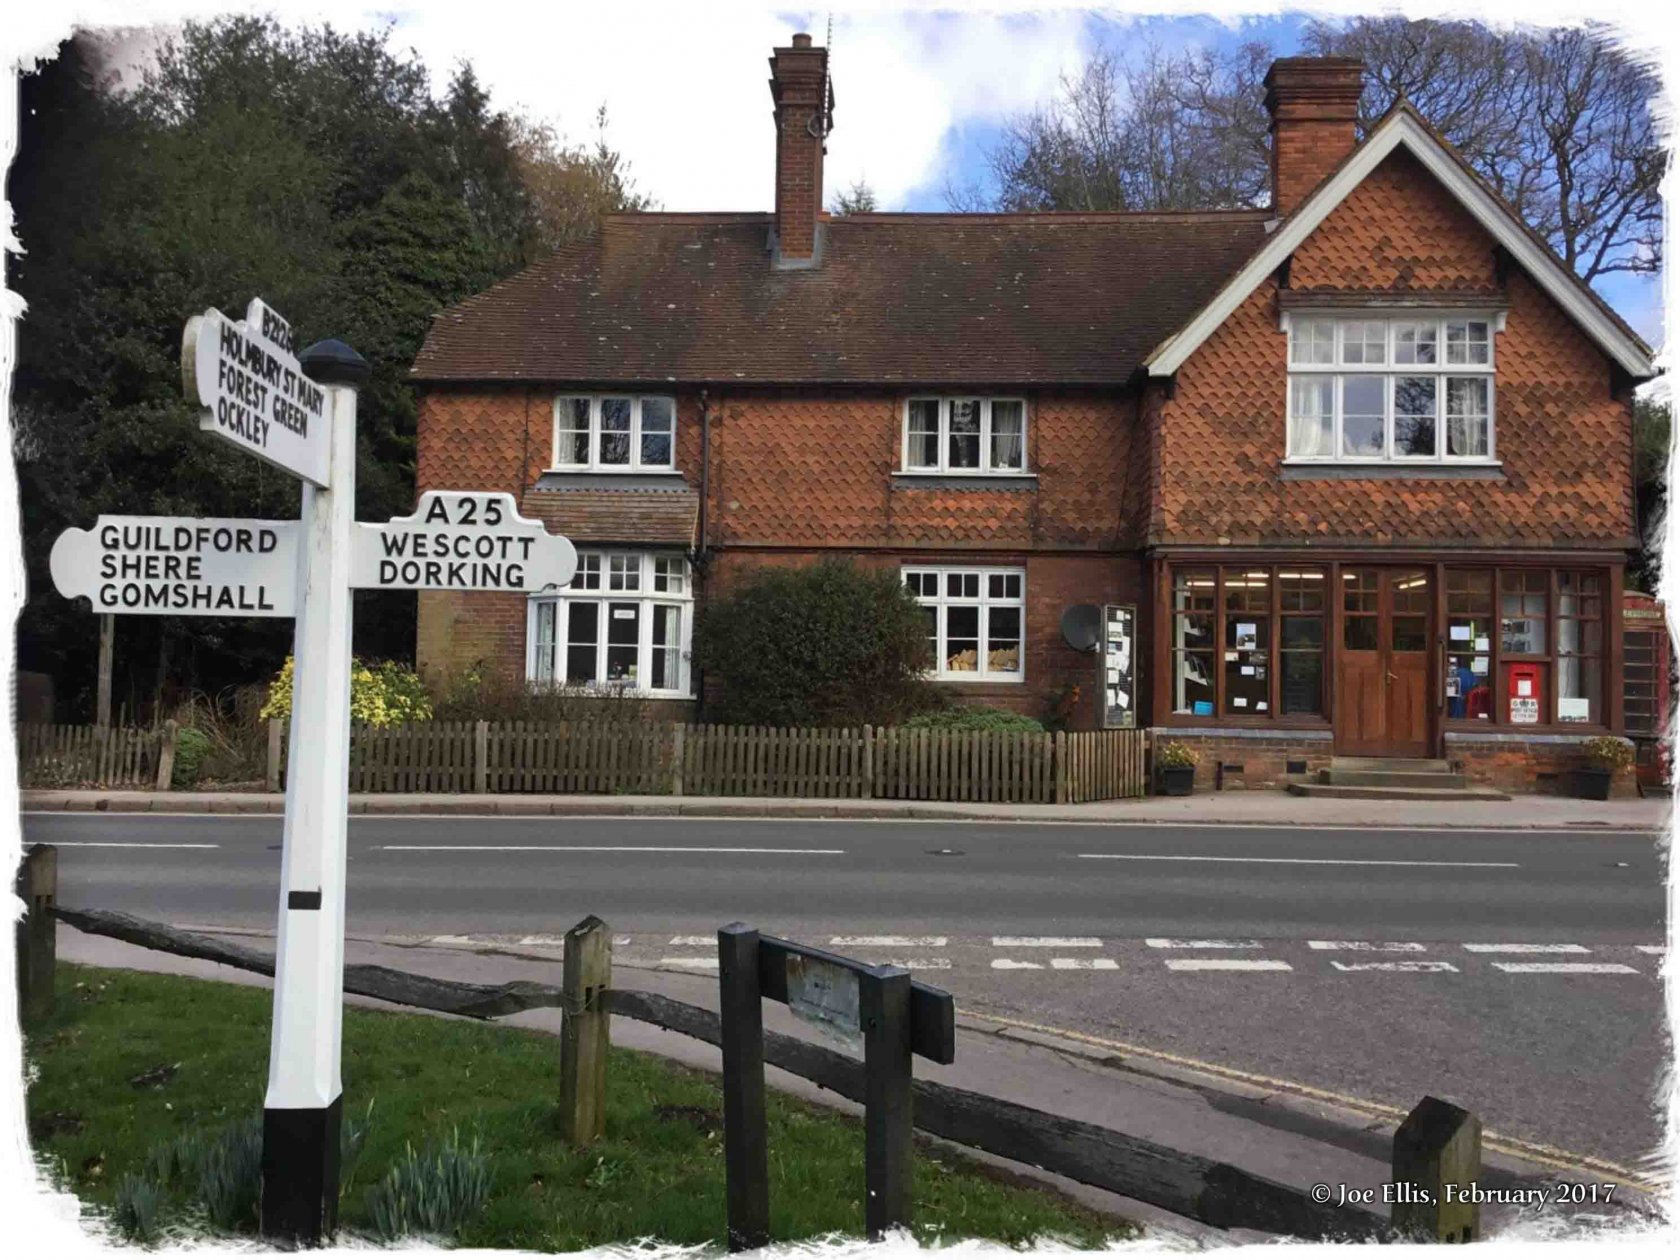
[527,551,692,695]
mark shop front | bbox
[1147,554,1625,791]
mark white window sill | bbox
[545,467,682,476]
[896,469,1035,479]
[929,675,1026,685]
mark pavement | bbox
[19,786,1674,830]
[53,924,1669,1243]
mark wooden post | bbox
[670,723,685,796]
[474,720,490,794]
[1392,1096,1481,1242]
[1054,730,1069,804]
[96,614,114,729]
[154,719,179,791]
[862,725,874,799]
[559,915,612,1145]
[860,963,913,1240]
[267,717,284,793]
[15,844,57,1024]
[718,923,769,1252]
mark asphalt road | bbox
[20,811,1670,1174]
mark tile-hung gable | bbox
[411,35,1659,797]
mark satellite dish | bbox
[1060,604,1102,652]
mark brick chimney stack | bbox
[1263,57,1365,216]
[769,32,831,264]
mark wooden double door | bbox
[1335,567,1432,758]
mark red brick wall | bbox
[1272,118,1357,215]
[1155,151,1635,549]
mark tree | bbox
[514,107,653,254]
[692,561,938,727]
[1630,397,1669,593]
[830,178,878,214]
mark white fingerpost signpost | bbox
[47,299,579,1246]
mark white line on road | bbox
[1080,854,1519,868]
[1331,960,1459,973]
[884,958,952,970]
[831,936,949,948]
[380,845,845,855]
[1147,938,1260,950]
[991,936,1102,948]
[1463,943,1590,954]
[1492,962,1639,975]
[1309,940,1427,952]
[1636,946,1666,955]
[1051,958,1120,970]
[43,840,220,848]
[991,959,1045,970]
[659,957,719,969]
[1166,959,1293,972]
[669,936,713,946]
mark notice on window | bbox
[1451,625,1472,641]
[1235,622,1258,651]
[1511,696,1540,724]
[1558,698,1590,723]
[1102,605,1137,729]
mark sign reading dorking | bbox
[349,492,578,592]
[183,298,331,487]
[50,515,300,617]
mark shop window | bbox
[1279,569,1325,715]
[1391,571,1429,652]
[1223,570,1271,716]
[1342,569,1380,651]
[1556,572,1603,724]
[1172,568,1216,716]
[1445,570,1493,720]
[1501,571,1548,655]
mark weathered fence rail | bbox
[24,875,1486,1244]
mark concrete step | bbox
[1329,756,1452,773]
[1287,782,1510,802]
[1321,769,1467,789]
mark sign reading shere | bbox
[49,516,300,617]
[349,492,578,592]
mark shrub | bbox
[111,1173,166,1244]
[903,705,1044,733]
[431,665,653,727]
[166,688,269,785]
[1155,739,1199,769]
[365,1132,492,1242]
[693,559,938,727]
[170,727,213,787]
[261,656,433,727]
[1582,735,1634,772]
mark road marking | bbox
[669,935,713,946]
[1050,958,1119,971]
[518,933,631,947]
[1330,960,1459,973]
[428,934,477,946]
[1463,943,1590,954]
[885,958,951,970]
[659,957,719,970]
[831,935,948,948]
[1635,946,1665,955]
[1080,854,1520,868]
[379,845,845,855]
[1166,959,1292,972]
[42,840,220,848]
[1147,938,1260,950]
[991,959,1045,970]
[991,936,1102,948]
[1309,940,1427,952]
[1492,962,1639,975]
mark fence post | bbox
[1391,1096,1481,1242]
[15,844,57,1025]
[718,923,769,1252]
[862,725,874,799]
[860,963,913,1240]
[670,723,686,796]
[154,720,179,792]
[266,718,283,793]
[1054,730,1068,805]
[559,915,612,1146]
[474,720,489,794]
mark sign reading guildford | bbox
[50,516,299,616]
[184,298,330,487]
[350,492,577,592]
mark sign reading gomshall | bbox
[184,298,330,487]
[350,491,578,592]
[50,516,299,616]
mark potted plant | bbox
[1575,736,1633,801]
[1156,739,1199,796]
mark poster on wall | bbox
[1102,604,1137,729]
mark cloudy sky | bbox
[7,1,1671,342]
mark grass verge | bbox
[26,965,1136,1249]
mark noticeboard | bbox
[1101,604,1136,729]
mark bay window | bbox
[553,395,677,471]
[904,566,1025,681]
[1286,315,1497,463]
[903,398,1028,474]
[528,551,691,694]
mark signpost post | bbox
[47,297,579,1247]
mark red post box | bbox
[1506,662,1542,724]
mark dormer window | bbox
[1285,316,1496,464]
[902,397,1028,474]
[553,395,677,472]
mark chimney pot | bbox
[792,32,812,48]
[1263,56,1365,216]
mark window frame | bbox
[526,550,693,696]
[900,397,1030,476]
[551,394,679,473]
[902,564,1027,682]
[1283,314,1500,466]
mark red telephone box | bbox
[1506,662,1542,725]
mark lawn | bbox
[25,965,1135,1249]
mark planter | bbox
[1158,765,1195,796]
[1574,767,1613,801]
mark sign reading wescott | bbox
[349,491,578,592]
[49,516,300,617]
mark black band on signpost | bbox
[287,890,323,910]
[261,1095,343,1244]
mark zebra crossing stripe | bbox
[1492,962,1639,975]
[991,959,1045,970]
[1147,938,1261,950]
[1051,958,1119,971]
[1331,960,1459,973]
[1309,940,1427,952]
[660,956,718,969]
[1463,943,1590,954]
[1635,946,1665,955]
[1166,959,1292,972]
[832,935,948,947]
[992,936,1102,948]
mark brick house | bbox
[410,36,1657,793]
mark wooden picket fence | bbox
[16,723,177,789]
[278,721,1148,803]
